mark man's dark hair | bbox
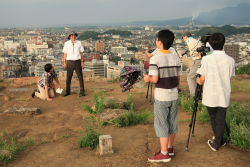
[44,64,52,72]
[209,33,225,50]
[157,29,175,50]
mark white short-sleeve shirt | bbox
[63,40,84,61]
[196,51,235,107]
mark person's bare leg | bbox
[168,133,176,147]
[160,137,169,152]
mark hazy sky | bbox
[0,0,249,28]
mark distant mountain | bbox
[129,3,250,26]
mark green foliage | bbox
[107,98,122,109]
[82,92,106,115]
[107,75,120,83]
[77,31,100,40]
[0,135,35,165]
[178,93,250,149]
[235,64,250,75]
[78,117,103,149]
[123,94,135,111]
[103,29,132,37]
[194,25,250,37]
[101,109,153,127]
[231,80,250,92]
[61,135,70,138]
[127,47,138,51]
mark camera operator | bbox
[196,33,235,151]
[182,32,202,96]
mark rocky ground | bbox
[0,74,249,167]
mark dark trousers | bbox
[66,60,85,93]
[206,106,227,147]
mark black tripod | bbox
[185,75,203,152]
[185,75,231,152]
[146,82,153,104]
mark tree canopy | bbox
[194,25,250,37]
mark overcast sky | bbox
[0,0,249,28]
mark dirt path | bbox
[0,77,249,167]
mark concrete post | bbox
[99,135,113,155]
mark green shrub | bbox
[82,92,106,115]
[235,64,250,75]
[123,94,135,111]
[101,109,153,127]
[78,117,103,149]
[0,135,35,165]
[178,93,250,149]
[108,75,120,83]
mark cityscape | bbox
[0,23,250,80]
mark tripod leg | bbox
[146,82,150,101]
[185,105,197,152]
[191,107,197,137]
[150,83,153,105]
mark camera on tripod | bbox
[196,35,211,57]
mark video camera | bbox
[196,35,211,57]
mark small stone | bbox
[0,93,5,96]
[0,150,10,156]
[95,109,129,122]
[3,107,42,115]
[4,94,9,101]
[99,135,113,155]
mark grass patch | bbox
[100,109,153,127]
[39,141,49,144]
[61,135,70,138]
[178,93,250,149]
[139,92,144,94]
[231,80,250,92]
[107,75,120,83]
[0,135,35,166]
[78,116,104,149]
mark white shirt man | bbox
[63,40,84,61]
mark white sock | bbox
[168,146,173,148]
[161,150,168,155]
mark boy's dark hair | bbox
[157,29,175,50]
[209,33,225,50]
[44,64,52,72]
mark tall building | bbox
[35,61,63,77]
[95,40,104,52]
[3,41,20,49]
[111,47,128,54]
[225,44,239,63]
[84,59,105,77]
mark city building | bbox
[84,59,105,77]
[3,41,20,49]
[225,44,240,63]
[34,61,64,77]
[59,69,95,79]
[1,63,21,71]
[95,40,104,52]
[145,26,150,31]
[0,57,17,64]
[135,52,150,61]
[112,35,121,39]
[111,47,128,54]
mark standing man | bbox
[63,31,85,97]
[196,33,235,151]
[182,32,202,96]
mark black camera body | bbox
[196,35,211,57]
